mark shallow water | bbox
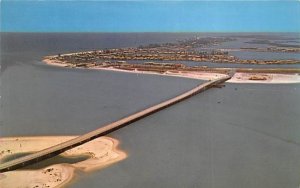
[230,51,300,60]
[1,33,300,188]
[2,152,89,170]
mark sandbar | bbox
[0,136,127,188]
[91,66,300,84]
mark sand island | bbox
[0,136,126,188]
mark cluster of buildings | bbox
[48,37,299,67]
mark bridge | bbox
[0,75,232,173]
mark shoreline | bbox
[44,59,300,84]
[0,136,127,188]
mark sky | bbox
[1,1,300,32]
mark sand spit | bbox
[229,72,300,84]
[43,59,69,67]
[0,136,127,188]
[93,66,300,84]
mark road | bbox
[0,75,231,173]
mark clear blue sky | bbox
[1,1,300,32]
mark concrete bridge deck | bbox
[0,75,231,173]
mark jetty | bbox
[0,75,232,173]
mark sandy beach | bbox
[229,72,300,84]
[43,59,69,67]
[43,58,300,84]
[0,136,126,188]
[92,66,300,84]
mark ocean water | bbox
[1,33,300,188]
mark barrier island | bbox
[43,36,300,83]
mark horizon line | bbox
[1,31,300,33]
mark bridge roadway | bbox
[0,75,231,173]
